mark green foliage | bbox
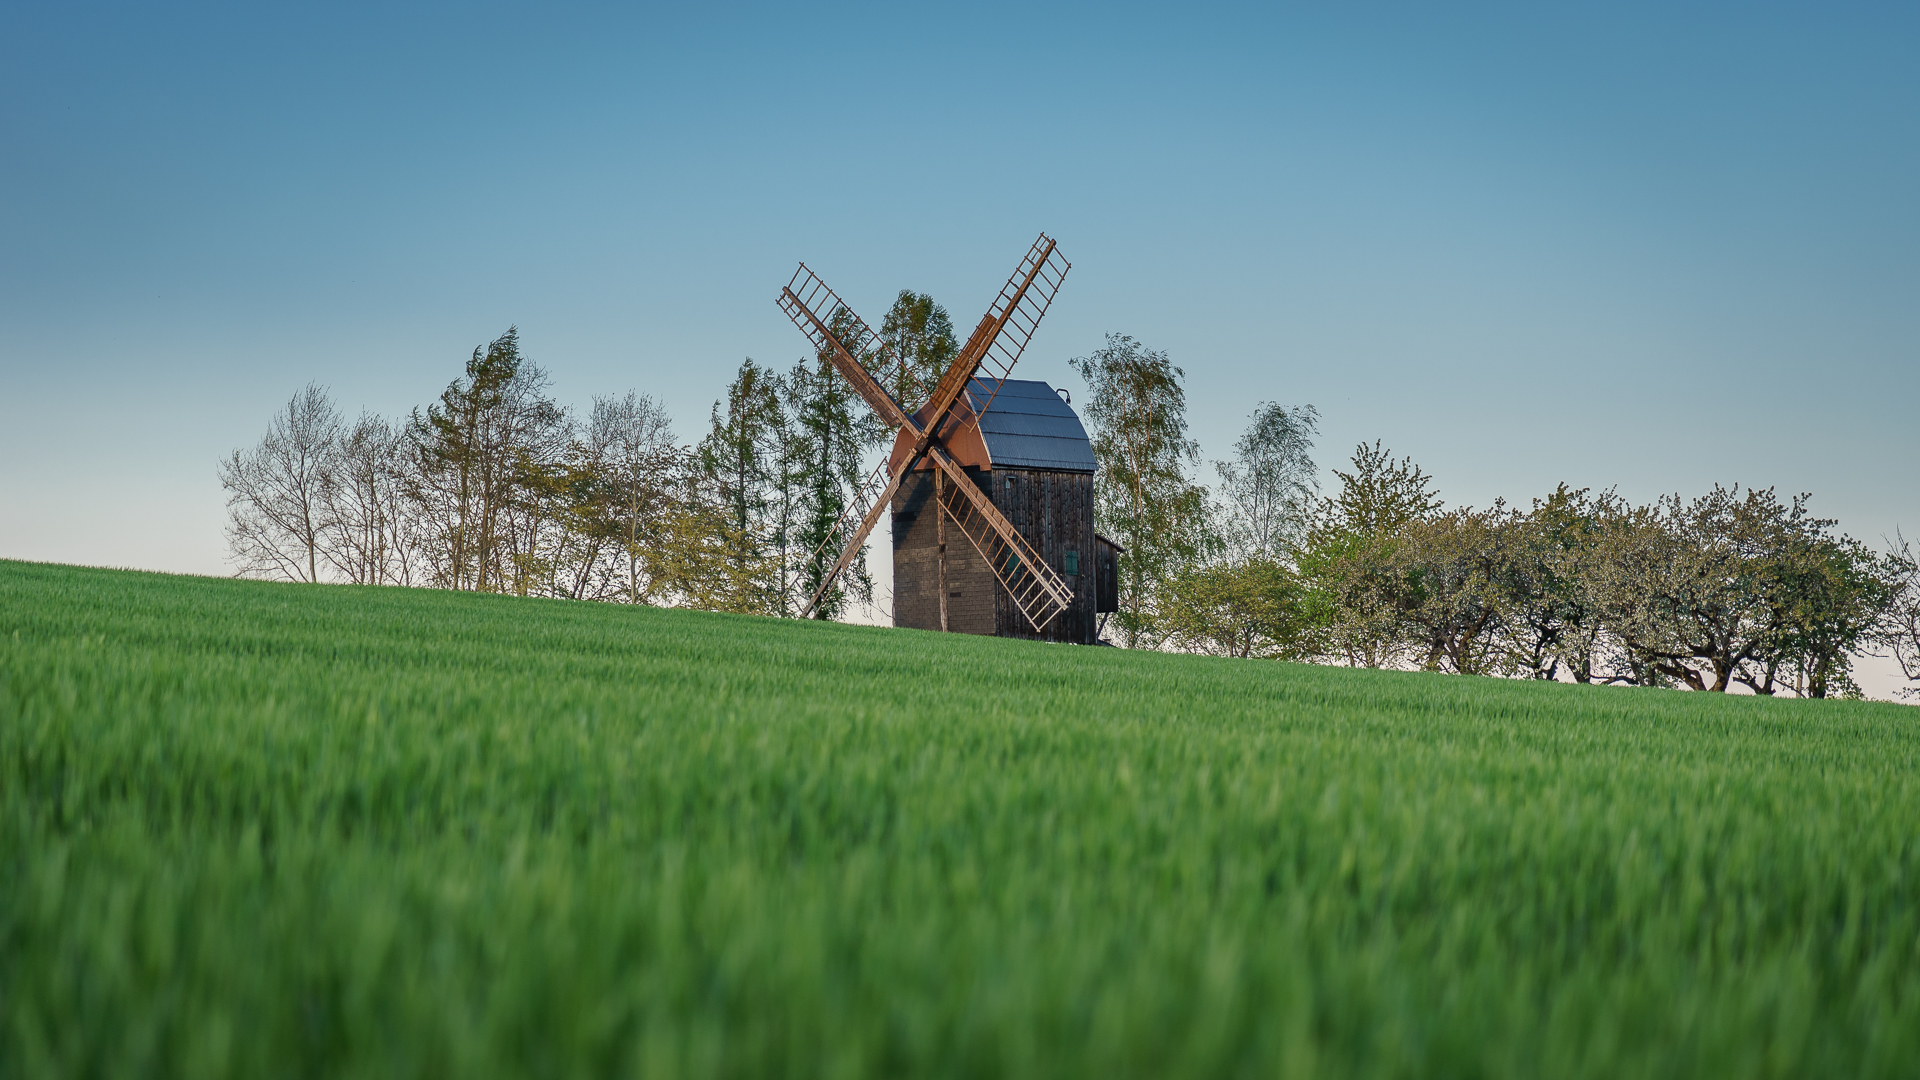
[406,327,570,593]
[1069,334,1216,647]
[788,312,882,620]
[1292,442,1444,668]
[1215,402,1319,560]
[1585,486,1890,695]
[1497,485,1613,682]
[697,361,794,615]
[6,561,1920,1078]
[1388,507,1515,676]
[1160,556,1308,658]
[877,291,958,410]
[1320,440,1441,536]
[1884,534,1920,698]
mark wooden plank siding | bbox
[891,466,1097,644]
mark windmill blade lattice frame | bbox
[778,265,916,433]
[794,455,910,619]
[928,449,1074,630]
[918,234,1071,446]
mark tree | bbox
[1587,486,1838,693]
[877,291,958,409]
[641,461,771,613]
[698,360,794,614]
[1498,486,1616,682]
[788,310,885,620]
[1160,556,1307,659]
[1215,402,1319,560]
[219,383,342,583]
[1388,506,1515,675]
[1293,443,1442,668]
[1070,333,1215,648]
[318,411,417,586]
[1764,531,1895,698]
[405,328,570,592]
[1882,534,1920,699]
[588,391,681,603]
[517,391,680,603]
[1321,441,1441,535]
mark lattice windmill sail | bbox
[777,233,1097,636]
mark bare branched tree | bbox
[219,383,342,583]
[319,412,416,586]
[1880,532,1920,698]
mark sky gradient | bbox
[4,2,1915,683]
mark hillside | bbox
[3,559,1918,1078]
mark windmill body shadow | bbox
[778,234,1121,642]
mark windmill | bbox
[778,233,1112,639]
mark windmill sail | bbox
[797,457,910,619]
[919,234,1071,439]
[929,450,1073,630]
[778,265,916,433]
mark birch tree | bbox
[1215,402,1319,560]
[1070,333,1215,648]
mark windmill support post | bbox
[936,468,948,632]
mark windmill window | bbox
[1064,550,1079,576]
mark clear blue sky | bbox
[4,3,1916,586]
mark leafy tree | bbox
[1588,486,1837,693]
[1388,506,1516,675]
[1215,402,1319,560]
[405,328,571,593]
[1069,333,1216,648]
[698,360,794,615]
[877,291,958,410]
[1759,530,1894,698]
[533,391,682,603]
[1321,441,1441,535]
[789,309,884,620]
[1160,556,1307,659]
[1497,486,1616,682]
[1293,443,1443,668]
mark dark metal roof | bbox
[964,378,1096,473]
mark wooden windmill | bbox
[778,233,1117,641]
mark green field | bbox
[3,560,1919,1078]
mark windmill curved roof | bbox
[963,378,1096,473]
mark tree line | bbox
[223,315,1920,700]
[1070,333,1920,699]
[221,296,957,618]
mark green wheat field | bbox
[3,559,1918,1078]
